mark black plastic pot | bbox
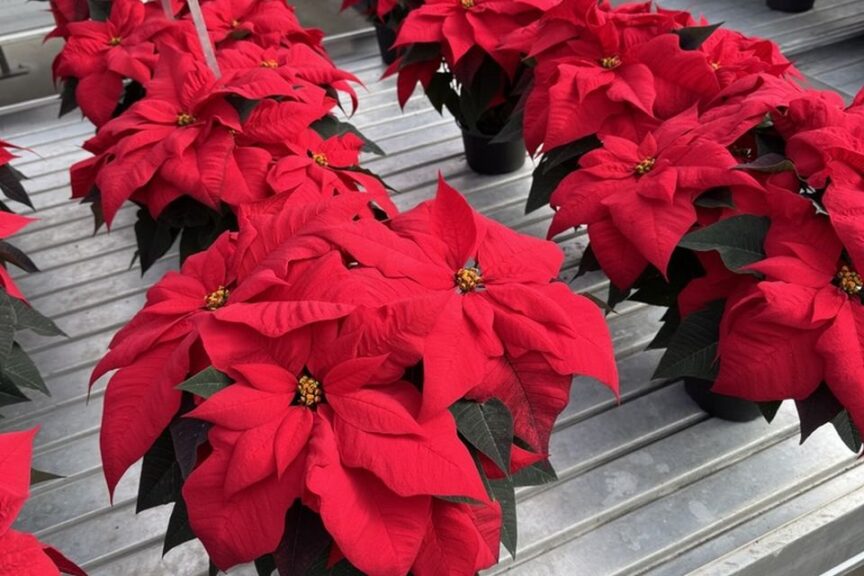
[461,129,526,175]
[374,23,398,65]
[766,0,815,13]
[683,378,763,422]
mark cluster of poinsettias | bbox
[0,141,66,413]
[51,0,391,269]
[93,177,618,575]
[0,428,86,575]
[517,0,864,448]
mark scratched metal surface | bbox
[2,2,864,574]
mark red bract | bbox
[69,49,244,225]
[549,108,760,288]
[0,212,34,301]
[184,328,488,572]
[0,428,86,576]
[201,0,322,47]
[52,0,162,127]
[711,191,864,433]
[699,29,797,89]
[321,177,618,440]
[523,17,720,153]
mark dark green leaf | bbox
[735,153,796,174]
[176,366,232,399]
[31,468,62,485]
[654,300,724,381]
[134,208,180,274]
[694,188,734,209]
[425,71,455,115]
[0,240,38,273]
[0,165,32,208]
[254,556,276,576]
[10,298,64,337]
[541,136,601,175]
[137,427,182,513]
[310,116,385,156]
[435,494,486,505]
[526,157,577,214]
[450,399,513,474]
[489,109,523,144]
[209,561,219,576]
[170,416,210,479]
[163,496,197,556]
[87,0,112,21]
[2,344,48,395]
[674,23,723,50]
[758,401,783,423]
[607,282,631,310]
[0,290,14,362]
[0,375,29,409]
[796,383,842,442]
[510,458,557,487]
[59,78,79,117]
[274,502,332,576]
[832,411,862,453]
[400,43,440,66]
[490,478,517,557]
[679,215,770,272]
[647,313,680,350]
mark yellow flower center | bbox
[460,0,475,7]
[710,61,721,70]
[297,375,323,407]
[231,18,241,28]
[108,36,122,46]
[177,113,197,127]
[260,59,279,68]
[600,55,621,69]
[204,286,229,310]
[455,267,483,293]
[312,152,328,167]
[837,265,863,297]
[634,157,656,176]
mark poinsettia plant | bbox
[92,177,618,575]
[341,0,423,64]
[53,0,390,271]
[0,428,86,575]
[0,142,66,414]
[388,0,554,172]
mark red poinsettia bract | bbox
[0,428,86,576]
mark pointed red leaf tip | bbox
[0,427,38,535]
[432,174,478,270]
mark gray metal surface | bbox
[1,6,864,575]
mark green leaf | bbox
[735,153,796,174]
[694,188,734,209]
[163,496,197,556]
[399,43,440,66]
[59,78,79,117]
[31,468,62,485]
[510,458,557,487]
[0,375,28,409]
[0,240,38,273]
[489,109,524,144]
[654,300,724,381]
[435,494,486,505]
[674,23,723,50]
[832,411,863,453]
[679,215,770,273]
[2,344,49,395]
[0,290,15,362]
[176,366,232,399]
[254,556,276,576]
[450,399,513,474]
[425,71,454,115]
[758,401,783,423]
[10,298,65,337]
[87,0,112,21]
[490,478,517,557]
[541,136,601,174]
[170,416,210,478]
[274,503,333,576]
[310,116,385,156]
[0,165,33,209]
[137,427,182,513]
[134,208,180,274]
[795,383,843,443]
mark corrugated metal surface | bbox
[1,2,864,574]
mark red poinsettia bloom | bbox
[201,0,321,48]
[0,428,86,576]
[394,0,555,74]
[267,129,397,216]
[184,323,488,572]
[53,0,163,127]
[321,177,618,435]
[699,29,797,89]
[0,212,34,301]
[69,49,245,225]
[341,0,402,19]
[712,191,864,433]
[523,18,720,153]
[549,107,760,289]
[217,41,358,108]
